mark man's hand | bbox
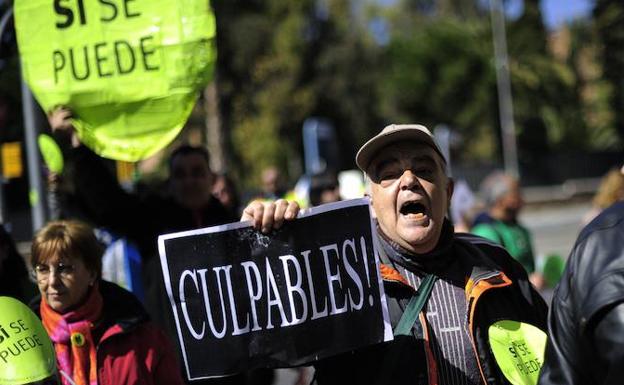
[241,199,299,233]
[47,107,81,148]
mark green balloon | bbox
[543,254,566,288]
[488,320,547,385]
[15,0,217,161]
[38,134,64,174]
[0,297,57,385]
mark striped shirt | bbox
[378,228,482,385]
[396,265,481,385]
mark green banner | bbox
[488,320,547,385]
[15,0,216,161]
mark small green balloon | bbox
[29,190,39,208]
[488,320,547,385]
[542,254,566,288]
[38,134,64,174]
[0,296,57,385]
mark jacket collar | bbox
[376,219,456,275]
[378,226,513,295]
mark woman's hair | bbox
[30,220,103,278]
[593,168,624,209]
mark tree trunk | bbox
[203,80,227,173]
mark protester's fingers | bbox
[273,199,290,229]
[57,107,72,120]
[284,201,300,220]
[48,107,74,132]
[241,201,265,230]
[261,202,276,234]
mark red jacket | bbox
[96,312,185,385]
[35,281,185,385]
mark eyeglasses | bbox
[33,262,75,281]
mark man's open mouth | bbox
[399,201,428,218]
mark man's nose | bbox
[399,169,421,191]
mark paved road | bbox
[520,199,592,261]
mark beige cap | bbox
[355,124,446,172]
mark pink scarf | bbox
[41,285,103,385]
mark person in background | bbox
[449,179,478,233]
[538,199,624,385]
[471,171,545,290]
[0,224,36,302]
[260,166,287,201]
[581,166,624,225]
[30,220,184,385]
[243,124,548,385]
[308,171,341,206]
[213,173,242,218]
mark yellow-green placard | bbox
[0,296,57,385]
[14,0,216,161]
[488,320,547,385]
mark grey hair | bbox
[480,170,514,208]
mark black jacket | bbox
[539,201,624,385]
[67,146,235,258]
[315,230,548,385]
[61,146,242,384]
[65,146,234,316]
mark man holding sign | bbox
[246,124,548,385]
[159,198,391,380]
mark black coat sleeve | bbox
[67,146,160,257]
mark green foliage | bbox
[594,0,624,149]
[213,0,316,187]
[208,0,622,189]
[214,0,382,187]
[378,18,497,160]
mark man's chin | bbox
[397,232,437,254]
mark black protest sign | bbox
[158,199,392,380]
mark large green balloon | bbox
[0,296,57,385]
[15,0,216,161]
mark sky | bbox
[376,0,594,30]
[369,0,593,45]
[505,0,593,29]
[540,0,593,29]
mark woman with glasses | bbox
[30,220,184,385]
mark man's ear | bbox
[446,177,455,208]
